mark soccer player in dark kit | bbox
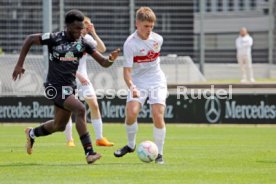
[12,9,120,164]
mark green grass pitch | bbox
[0,123,276,184]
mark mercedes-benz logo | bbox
[204,96,221,123]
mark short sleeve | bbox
[123,41,134,68]
[84,34,97,48]
[83,38,96,55]
[40,32,53,46]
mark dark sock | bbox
[80,132,94,155]
[33,125,52,137]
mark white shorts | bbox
[76,80,96,101]
[127,86,167,106]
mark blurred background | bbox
[0,0,275,123]
[0,0,275,80]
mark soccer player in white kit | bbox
[235,27,255,83]
[114,7,167,164]
[64,16,114,147]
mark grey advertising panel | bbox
[0,94,275,123]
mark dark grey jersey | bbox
[40,31,96,87]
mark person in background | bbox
[235,27,255,83]
[64,16,114,147]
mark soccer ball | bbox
[136,141,158,163]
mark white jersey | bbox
[76,34,97,99]
[235,35,253,56]
[78,34,97,77]
[123,31,166,88]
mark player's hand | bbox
[108,48,121,62]
[12,66,25,81]
[87,23,96,34]
[130,85,140,98]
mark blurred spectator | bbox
[235,27,255,83]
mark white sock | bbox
[153,126,166,155]
[29,128,35,139]
[92,118,103,140]
[64,118,73,141]
[125,122,138,149]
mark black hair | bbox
[65,9,84,25]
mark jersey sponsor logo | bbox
[42,33,50,40]
[60,51,77,62]
[133,50,160,63]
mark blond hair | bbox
[136,7,156,22]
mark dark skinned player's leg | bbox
[25,106,71,155]
[42,106,72,133]
[63,95,87,135]
[63,95,101,163]
[31,106,71,137]
[29,95,89,143]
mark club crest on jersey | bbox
[153,41,159,51]
[76,43,82,51]
[60,51,77,62]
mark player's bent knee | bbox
[126,112,138,121]
[127,108,139,117]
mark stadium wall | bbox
[1,0,274,63]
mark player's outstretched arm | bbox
[88,23,106,53]
[90,48,120,68]
[12,34,42,81]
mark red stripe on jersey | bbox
[133,51,160,63]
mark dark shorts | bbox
[44,83,76,110]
